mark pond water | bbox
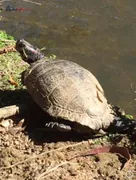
[1,0,136,116]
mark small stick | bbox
[22,0,42,5]
[130,83,134,92]
[37,161,75,180]
[0,104,27,120]
[0,141,86,170]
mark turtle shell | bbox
[24,59,114,131]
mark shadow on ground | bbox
[0,89,93,144]
[0,89,136,150]
[0,89,29,107]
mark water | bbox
[1,0,136,116]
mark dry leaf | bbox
[0,46,16,54]
[9,75,18,87]
[71,145,131,170]
[9,119,25,135]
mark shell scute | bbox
[24,59,114,130]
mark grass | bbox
[0,30,57,107]
[0,30,27,89]
[0,30,15,48]
[0,52,27,90]
[0,31,28,106]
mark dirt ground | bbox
[0,107,136,180]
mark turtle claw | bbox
[45,122,72,132]
[98,129,107,135]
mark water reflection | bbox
[0,0,136,116]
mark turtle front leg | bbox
[45,122,72,132]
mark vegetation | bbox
[0,31,28,106]
[0,30,14,48]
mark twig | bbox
[130,83,134,92]
[0,104,27,120]
[0,0,10,3]
[22,0,42,5]
[37,161,76,180]
[0,141,86,170]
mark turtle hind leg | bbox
[106,117,136,135]
[45,121,72,132]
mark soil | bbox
[0,104,136,180]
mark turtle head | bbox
[16,39,45,64]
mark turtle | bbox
[15,39,136,136]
